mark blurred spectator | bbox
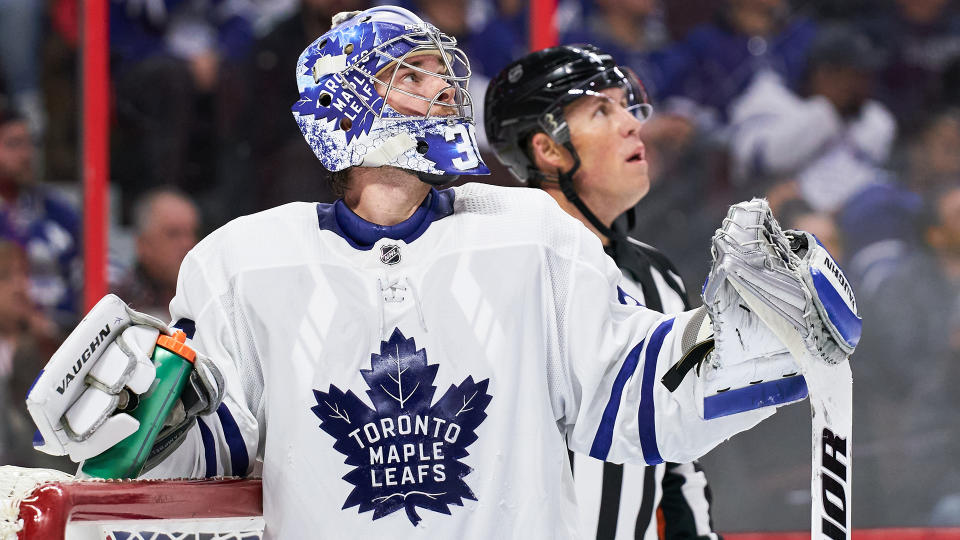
[776,196,844,261]
[944,54,960,108]
[110,0,257,225]
[853,182,960,526]
[836,112,960,296]
[0,0,45,139]
[905,108,960,196]
[413,0,529,79]
[727,23,896,213]
[484,0,528,76]
[559,0,699,180]
[861,0,960,132]
[837,182,922,296]
[655,0,817,129]
[0,108,80,330]
[414,0,525,150]
[561,0,669,90]
[238,0,367,215]
[0,240,67,469]
[111,188,200,322]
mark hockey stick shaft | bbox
[727,279,852,539]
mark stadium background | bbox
[0,0,958,534]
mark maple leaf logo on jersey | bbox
[311,328,492,526]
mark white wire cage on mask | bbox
[292,6,489,180]
[365,33,475,121]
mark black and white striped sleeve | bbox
[660,461,722,540]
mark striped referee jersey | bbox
[571,235,721,540]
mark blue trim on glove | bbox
[704,375,808,419]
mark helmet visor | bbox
[538,66,653,141]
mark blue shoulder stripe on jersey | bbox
[617,286,643,307]
[639,318,675,465]
[216,403,249,476]
[196,417,218,477]
[316,187,456,250]
[172,318,196,339]
[809,269,862,348]
[703,375,808,419]
[589,339,646,461]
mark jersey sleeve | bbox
[141,248,263,479]
[548,216,774,465]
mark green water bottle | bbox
[81,330,196,479]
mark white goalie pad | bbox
[25,295,170,461]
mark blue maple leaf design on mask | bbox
[311,328,492,525]
[292,22,384,143]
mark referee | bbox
[485,44,721,540]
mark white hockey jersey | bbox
[148,183,772,539]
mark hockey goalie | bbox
[23,6,859,539]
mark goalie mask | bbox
[292,6,489,185]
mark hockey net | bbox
[0,466,263,540]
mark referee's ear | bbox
[530,132,573,173]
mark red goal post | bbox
[1,467,262,540]
[4,467,960,538]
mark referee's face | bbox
[563,86,649,212]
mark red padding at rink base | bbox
[724,529,960,540]
[17,477,262,540]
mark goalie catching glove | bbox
[669,199,861,419]
[26,295,224,468]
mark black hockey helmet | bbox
[484,44,652,240]
[484,44,651,183]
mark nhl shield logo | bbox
[380,244,401,265]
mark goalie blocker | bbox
[26,295,224,476]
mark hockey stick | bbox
[728,280,852,540]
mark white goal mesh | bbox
[0,466,263,540]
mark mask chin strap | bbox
[418,171,459,186]
[554,141,625,243]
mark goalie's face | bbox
[564,86,650,206]
[375,52,459,117]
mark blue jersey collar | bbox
[316,188,455,250]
